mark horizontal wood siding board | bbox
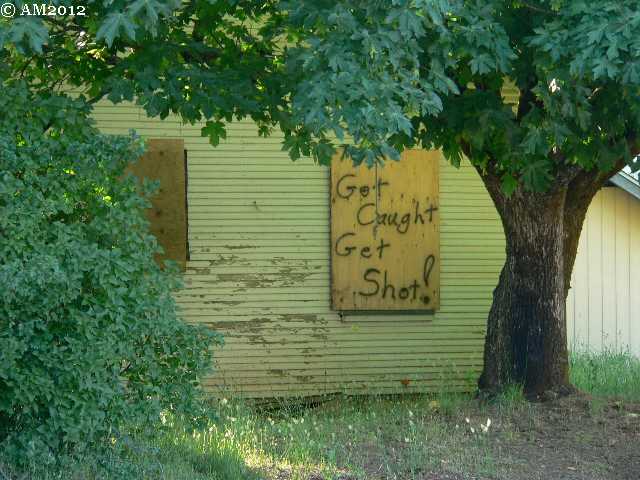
[90,99,505,398]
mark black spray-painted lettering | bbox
[336,174,357,200]
[423,254,436,287]
[356,201,438,234]
[358,269,420,301]
[359,268,381,296]
[337,174,389,201]
[335,233,391,260]
[334,232,357,256]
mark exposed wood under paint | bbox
[88,99,506,397]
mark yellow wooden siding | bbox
[89,99,504,398]
[567,187,640,356]
[88,81,638,398]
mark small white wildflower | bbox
[481,418,492,433]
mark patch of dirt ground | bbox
[354,395,639,480]
[486,395,640,480]
[268,395,639,480]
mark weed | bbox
[570,349,640,401]
[2,349,638,479]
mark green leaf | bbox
[96,12,137,47]
[8,18,48,53]
[127,0,177,34]
[469,54,494,75]
[586,26,605,45]
[500,173,518,196]
[201,120,227,146]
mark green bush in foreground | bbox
[0,83,221,463]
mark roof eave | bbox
[610,171,640,201]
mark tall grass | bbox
[1,394,495,480]
[570,349,640,401]
[3,349,639,479]
[0,415,259,480]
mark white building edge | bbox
[567,169,640,357]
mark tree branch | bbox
[0,464,11,480]
[17,56,34,79]
[516,77,543,123]
[178,43,222,65]
[520,2,555,15]
[120,361,132,376]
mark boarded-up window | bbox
[128,139,188,270]
[330,150,440,311]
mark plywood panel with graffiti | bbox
[330,150,440,311]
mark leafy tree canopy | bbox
[3,0,639,192]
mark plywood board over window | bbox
[128,139,189,270]
[330,149,440,311]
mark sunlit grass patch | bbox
[570,349,640,401]
[5,350,640,479]
[0,412,261,480]
[210,393,497,480]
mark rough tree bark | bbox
[475,163,625,399]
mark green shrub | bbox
[0,83,221,463]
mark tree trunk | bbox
[478,183,571,396]
[474,167,615,398]
[465,123,636,397]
